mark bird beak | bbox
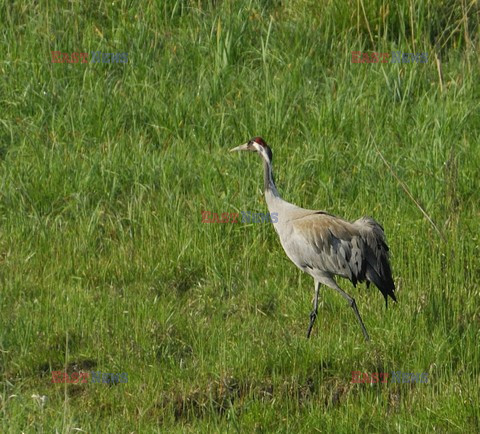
[230,143,249,152]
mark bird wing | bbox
[284,213,366,285]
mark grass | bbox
[1,0,479,431]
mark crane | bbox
[230,137,396,341]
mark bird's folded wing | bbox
[285,214,366,285]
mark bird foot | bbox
[306,310,317,338]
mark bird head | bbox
[230,137,272,161]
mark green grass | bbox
[1,0,480,431]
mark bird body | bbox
[231,137,396,341]
[269,203,395,306]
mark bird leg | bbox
[328,281,371,341]
[306,281,320,338]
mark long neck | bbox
[260,147,300,220]
[262,153,280,199]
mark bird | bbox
[230,137,396,341]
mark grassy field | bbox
[1,0,480,432]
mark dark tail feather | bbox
[354,216,396,308]
[366,266,396,308]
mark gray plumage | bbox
[231,137,396,341]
